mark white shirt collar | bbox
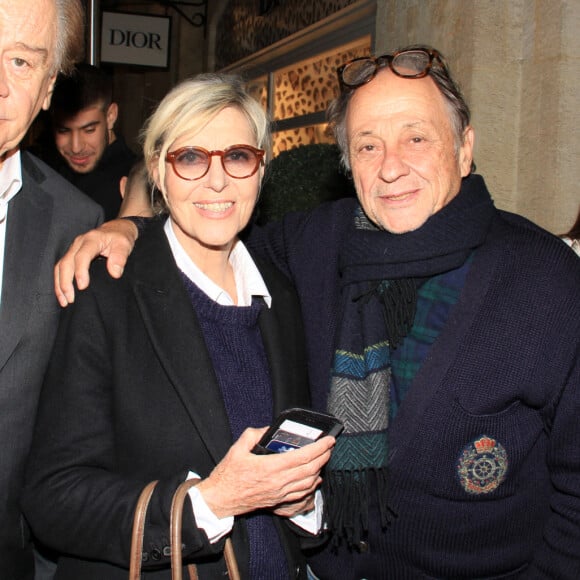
[0,150,22,222]
[163,217,271,308]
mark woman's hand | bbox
[196,427,334,519]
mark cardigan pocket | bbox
[422,398,546,501]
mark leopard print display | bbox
[216,0,358,69]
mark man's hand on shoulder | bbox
[55,218,140,306]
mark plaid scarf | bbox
[324,181,495,546]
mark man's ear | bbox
[106,102,119,130]
[41,73,59,111]
[459,126,475,177]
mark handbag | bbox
[129,479,241,580]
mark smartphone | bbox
[252,407,343,455]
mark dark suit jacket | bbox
[0,152,103,580]
[23,220,311,579]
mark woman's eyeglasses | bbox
[337,48,446,90]
[165,144,265,180]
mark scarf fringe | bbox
[324,467,395,549]
[354,279,417,349]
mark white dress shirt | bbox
[0,151,23,306]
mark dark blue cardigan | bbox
[248,175,580,579]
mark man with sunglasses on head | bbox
[53,45,580,578]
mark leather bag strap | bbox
[170,478,241,580]
[129,480,159,580]
[222,536,241,580]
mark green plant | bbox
[256,143,356,224]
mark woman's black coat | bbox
[23,220,311,579]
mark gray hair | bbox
[328,44,472,171]
[54,0,85,74]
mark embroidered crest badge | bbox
[457,435,508,495]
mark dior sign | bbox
[101,11,171,68]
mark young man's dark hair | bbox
[51,62,114,118]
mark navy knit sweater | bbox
[180,273,289,580]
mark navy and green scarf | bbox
[324,180,495,546]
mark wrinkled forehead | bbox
[8,0,58,67]
[346,68,449,126]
